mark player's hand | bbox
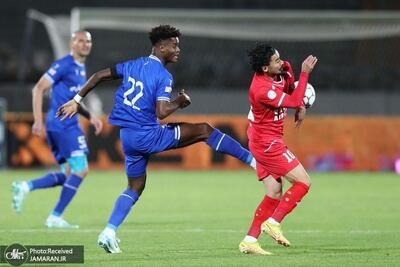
[56,100,79,121]
[32,120,44,137]
[281,60,295,85]
[301,55,318,74]
[294,106,306,128]
[178,89,191,109]
[90,116,103,135]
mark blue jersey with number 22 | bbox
[108,55,173,129]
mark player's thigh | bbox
[284,163,311,186]
[177,122,213,147]
[46,131,66,164]
[47,129,89,161]
[120,126,179,154]
[251,141,299,180]
[262,175,283,199]
[124,152,149,178]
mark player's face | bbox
[70,31,92,58]
[266,51,283,76]
[160,37,180,64]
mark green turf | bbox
[1,170,399,266]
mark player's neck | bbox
[264,73,276,81]
[71,53,86,64]
[151,53,166,65]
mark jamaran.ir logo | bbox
[4,243,29,266]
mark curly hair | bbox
[149,25,181,45]
[248,43,276,74]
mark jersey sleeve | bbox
[259,72,309,109]
[114,60,131,78]
[156,72,173,102]
[43,61,66,84]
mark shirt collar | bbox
[149,54,162,63]
[69,53,85,67]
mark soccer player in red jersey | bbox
[239,43,318,255]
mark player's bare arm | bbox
[77,104,103,135]
[156,89,191,120]
[275,55,318,109]
[32,76,52,136]
[56,68,115,119]
[294,106,306,128]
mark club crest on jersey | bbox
[267,90,277,100]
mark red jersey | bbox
[247,73,289,142]
[247,72,309,143]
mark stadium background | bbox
[1,0,400,171]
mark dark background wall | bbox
[1,0,400,114]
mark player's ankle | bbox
[243,235,258,243]
[267,217,280,225]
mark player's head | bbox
[248,43,283,76]
[70,30,92,59]
[149,25,181,64]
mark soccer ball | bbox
[294,81,316,108]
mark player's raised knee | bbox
[199,122,213,136]
[67,155,89,178]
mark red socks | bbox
[271,182,310,223]
[247,195,280,238]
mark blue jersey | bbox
[44,54,87,131]
[108,55,173,129]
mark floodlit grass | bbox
[1,169,399,266]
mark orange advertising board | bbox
[5,113,400,171]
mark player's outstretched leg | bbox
[12,172,67,214]
[206,128,256,168]
[98,176,143,254]
[178,123,256,169]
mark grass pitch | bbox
[1,169,399,266]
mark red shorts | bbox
[249,139,299,181]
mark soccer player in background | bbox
[57,25,257,254]
[11,31,103,229]
[239,44,317,255]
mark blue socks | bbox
[52,174,83,216]
[28,172,66,191]
[107,189,139,231]
[206,128,253,164]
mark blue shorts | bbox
[46,128,89,165]
[120,124,180,178]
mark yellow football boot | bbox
[239,241,272,255]
[261,221,291,247]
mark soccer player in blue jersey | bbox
[58,25,256,253]
[11,31,103,229]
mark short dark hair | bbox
[149,25,181,45]
[248,43,276,74]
